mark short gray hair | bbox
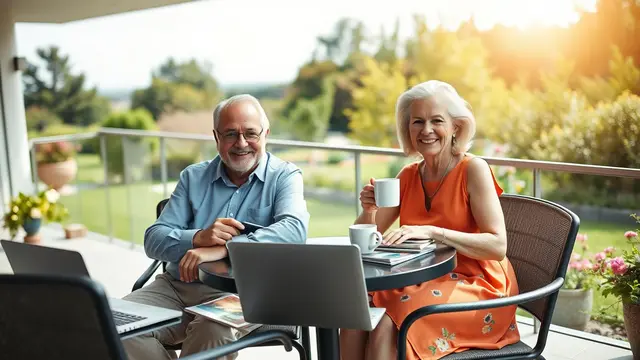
[213,94,270,131]
[396,80,476,156]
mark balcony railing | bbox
[29,127,640,244]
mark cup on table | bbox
[374,178,400,207]
[349,224,383,255]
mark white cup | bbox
[349,224,383,254]
[374,178,400,207]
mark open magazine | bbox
[185,294,261,332]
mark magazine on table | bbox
[185,294,261,332]
[377,239,436,253]
[361,250,430,266]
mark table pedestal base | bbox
[316,327,340,360]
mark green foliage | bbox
[345,57,409,147]
[22,46,111,127]
[593,215,640,308]
[287,77,336,141]
[131,58,221,119]
[150,152,201,181]
[99,109,158,179]
[25,106,62,132]
[327,152,347,165]
[2,189,69,239]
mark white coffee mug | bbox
[374,178,400,207]
[349,224,383,254]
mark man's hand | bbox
[193,218,245,248]
[179,246,228,283]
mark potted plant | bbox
[2,188,69,243]
[593,214,640,358]
[551,233,598,330]
[35,141,79,190]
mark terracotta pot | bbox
[623,302,640,359]
[551,288,593,330]
[37,158,78,190]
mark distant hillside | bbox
[99,88,132,101]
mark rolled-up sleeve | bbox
[144,168,197,263]
[235,165,309,244]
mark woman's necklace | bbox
[419,155,455,212]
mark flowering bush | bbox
[563,233,599,290]
[2,189,69,238]
[592,214,640,305]
[35,141,79,164]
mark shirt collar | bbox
[211,153,268,184]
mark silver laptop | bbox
[227,242,386,331]
[1,240,182,337]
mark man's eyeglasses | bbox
[216,128,264,143]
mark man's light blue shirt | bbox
[144,152,310,281]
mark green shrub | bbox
[150,152,201,181]
[327,152,347,165]
[98,109,158,181]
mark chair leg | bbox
[292,340,308,360]
[301,326,312,360]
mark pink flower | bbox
[625,231,638,239]
[604,247,615,255]
[581,259,592,270]
[592,262,601,271]
[576,234,588,243]
[571,253,581,261]
[595,252,607,262]
[570,261,583,271]
[609,257,628,275]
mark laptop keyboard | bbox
[112,310,147,326]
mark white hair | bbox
[395,80,476,156]
[213,94,270,131]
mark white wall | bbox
[0,1,33,209]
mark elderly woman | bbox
[340,80,520,360]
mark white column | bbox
[0,1,33,210]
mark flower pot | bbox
[22,217,42,244]
[37,158,78,190]
[551,288,593,331]
[623,302,640,359]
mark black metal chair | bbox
[0,273,294,360]
[398,194,580,360]
[132,198,311,360]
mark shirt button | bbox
[236,190,239,194]
[230,213,234,217]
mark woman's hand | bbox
[360,178,378,213]
[179,246,228,283]
[383,225,436,245]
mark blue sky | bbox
[15,0,595,91]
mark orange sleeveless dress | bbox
[371,154,520,359]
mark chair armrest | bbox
[179,330,294,360]
[131,260,162,292]
[398,277,564,359]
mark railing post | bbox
[160,137,168,199]
[100,134,113,242]
[533,168,542,198]
[122,136,135,249]
[354,152,362,216]
[30,144,38,193]
[532,167,542,334]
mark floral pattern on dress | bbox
[482,313,496,334]
[449,273,459,280]
[431,289,442,297]
[428,328,456,355]
[400,294,411,302]
[509,323,517,331]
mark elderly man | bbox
[122,94,310,360]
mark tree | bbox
[287,77,336,141]
[22,46,110,127]
[131,58,222,120]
